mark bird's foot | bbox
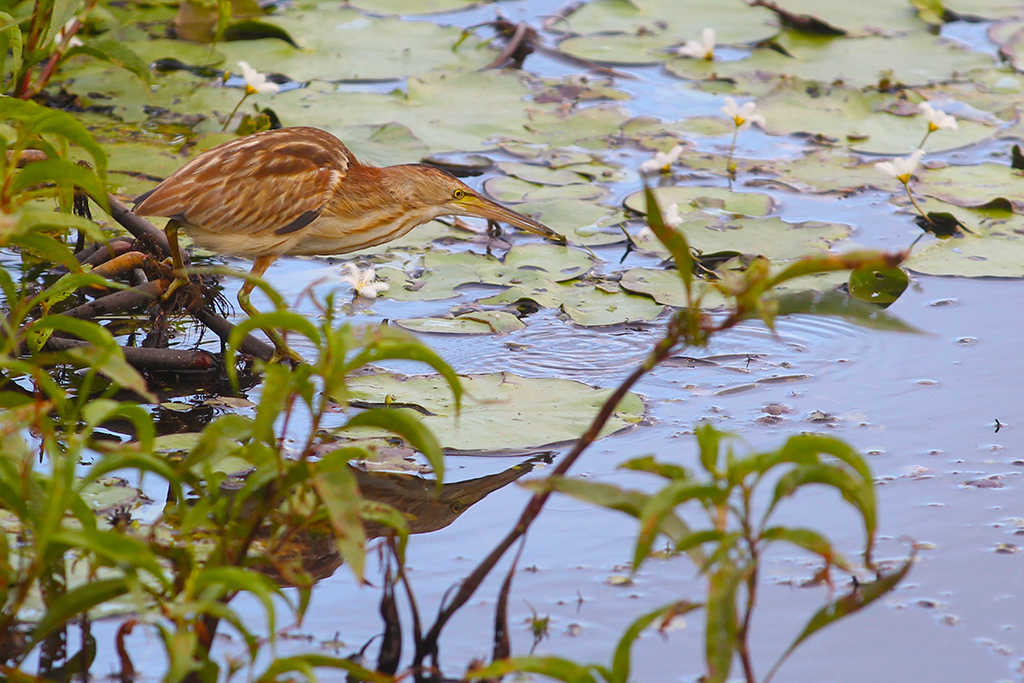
[160,274,189,302]
[269,342,305,367]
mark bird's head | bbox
[388,164,566,243]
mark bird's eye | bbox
[452,188,466,200]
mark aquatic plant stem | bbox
[223,93,251,131]
[726,126,739,181]
[903,182,928,220]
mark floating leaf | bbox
[342,372,645,452]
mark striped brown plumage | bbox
[133,126,563,361]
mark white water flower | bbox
[875,148,925,184]
[721,97,766,130]
[640,144,685,174]
[663,202,683,228]
[678,27,715,60]
[637,203,682,242]
[918,101,958,132]
[340,263,389,298]
[238,61,280,95]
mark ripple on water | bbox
[427,311,661,383]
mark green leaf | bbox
[50,528,167,583]
[767,556,914,682]
[531,476,699,561]
[769,464,876,557]
[760,526,851,571]
[468,656,600,683]
[254,654,393,683]
[342,328,462,411]
[609,601,699,683]
[705,563,743,683]
[29,578,129,645]
[635,481,725,570]
[848,266,909,307]
[0,11,23,86]
[64,39,151,86]
[341,408,444,485]
[311,448,367,582]
[643,185,693,293]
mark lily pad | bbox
[751,79,997,154]
[903,199,1024,278]
[624,187,776,217]
[633,214,853,261]
[497,161,591,186]
[217,6,489,82]
[344,372,646,452]
[343,0,482,14]
[395,310,525,335]
[667,31,995,91]
[483,176,609,203]
[378,244,595,302]
[483,280,665,326]
[559,0,775,43]
[914,163,1024,212]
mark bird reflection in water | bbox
[251,455,550,584]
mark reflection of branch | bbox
[415,313,687,670]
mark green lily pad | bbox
[343,0,482,14]
[633,214,852,261]
[620,267,850,309]
[394,310,525,335]
[624,187,776,217]
[512,104,633,147]
[750,79,997,154]
[903,199,1024,278]
[80,477,150,513]
[667,31,994,91]
[217,6,488,81]
[344,372,646,452]
[556,33,679,66]
[378,244,595,302]
[338,122,431,167]
[914,163,1024,212]
[497,161,591,186]
[756,149,888,194]
[559,0,775,43]
[483,176,609,203]
[483,280,665,326]
[513,197,626,246]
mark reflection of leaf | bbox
[770,290,920,333]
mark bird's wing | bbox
[134,127,350,237]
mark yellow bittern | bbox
[134,126,564,361]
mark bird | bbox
[133,126,565,362]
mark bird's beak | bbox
[460,195,567,244]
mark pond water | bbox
[10,0,1024,680]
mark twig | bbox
[414,313,687,672]
[62,280,168,321]
[43,338,219,371]
[106,194,173,259]
[194,306,276,361]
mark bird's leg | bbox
[238,255,304,365]
[161,219,190,301]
